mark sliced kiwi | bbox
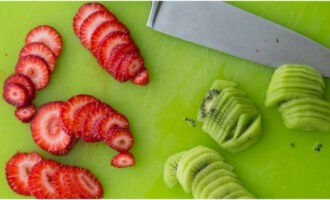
[274,64,323,78]
[177,146,223,193]
[279,98,330,116]
[199,175,241,198]
[282,114,330,132]
[193,168,238,198]
[191,160,234,198]
[221,115,262,153]
[207,181,253,199]
[223,189,254,198]
[163,151,187,188]
[197,80,237,122]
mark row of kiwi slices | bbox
[265,64,330,131]
[197,80,262,152]
[164,145,254,198]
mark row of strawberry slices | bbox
[2,25,62,122]
[6,152,103,198]
[30,94,135,168]
[73,2,149,85]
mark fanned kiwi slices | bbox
[198,80,262,153]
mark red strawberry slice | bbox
[19,42,56,72]
[80,11,117,49]
[5,152,43,196]
[132,68,149,85]
[74,167,103,198]
[81,103,114,142]
[60,94,100,136]
[3,73,35,100]
[15,55,50,90]
[73,101,102,138]
[104,128,134,152]
[15,104,37,123]
[73,2,108,37]
[106,43,138,77]
[96,31,132,68]
[124,53,145,78]
[54,166,81,198]
[25,25,62,57]
[28,159,61,198]
[2,82,30,107]
[111,152,135,168]
[98,112,129,140]
[30,101,74,155]
[91,20,129,56]
[112,52,140,82]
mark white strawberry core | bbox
[78,173,100,195]
[41,167,56,193]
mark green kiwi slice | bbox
[199,175,241,198]
[279,98,330,116]
[197,80,237,122]
[177,146,223,193]
[163,151,187,188]
[207,182,253,199]
[223,189,254,198]
[282,114,330,132]
[274,64,323,78]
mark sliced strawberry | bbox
[80,11,117,49]
[54,166,81,198]
[2,82,30,107]
[132,68,149,85]
[91,20,129,56]
[111,152,135,168]
[81,103,114,142]
[19,42,56,72]
[73,167,103,198]
[104,128,134,152]
[106,43,138,77]
[112,52,140,82]
[3,73,35,100]
[15,104,37,123]
[60,94,100,136]
[15,55,50,90]
[25,25,62,57]
[96,31,132,67]
[124,53,145,78]
[5,152,43,196]
[98,112,129,140]
[73,2,109,37]
[73,101,102,138]
[30,101,74,155]
[28,159,61,198]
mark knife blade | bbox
[147,1,330,77]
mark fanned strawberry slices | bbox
[6,152,103,198]
[73,2,149,85]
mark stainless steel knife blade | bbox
[147,1,330,77]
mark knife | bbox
[147,1,330,77]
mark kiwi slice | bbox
[223,189,254,198]
[163,151,187,188]
[177,146,223,193]
[193,168,238,198]
[282,114,330,132]
[197,80,237,122]
[274,64,323,78]
[279,98,330,116]
[191,160,234,198]
[207,182,253,199]
[199,175,241,198]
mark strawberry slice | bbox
[104,128,134,152]
[106,43,138,77]
[3,73,35,100]
[111,152,135,168]
[73,2,108,37]
[73,167,103,198]
[25,25,62,57]
[91,20,128,56]
[79,11,117,49]
[60,94,100,136]
[96,31,132,67]
[53,166,81,198]
[15,104,37,123]
[15,55,50,90]
[73,101,102,138]
[30,101,74,155]
[2,82,30,107]
[98,112,129,140]
[28,159,61,198]
[19,42,56,72]
[112,52,141,82]
[81,103,114,142]
[5,152,43,196]
[132,68,149,85]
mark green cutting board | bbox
[1,1,330,198]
